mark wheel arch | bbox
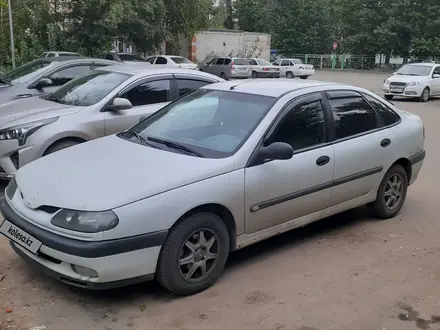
[43,136,88,156]
[389,158,412,182]
[169,203,237,251]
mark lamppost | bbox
[7,0,15,69]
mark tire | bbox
[419,87,430,102]
[44,140,81,156]
[369,164,408,219]
[156,212,230,295]
[220,72,228,80]
[300,76,308,80]
[251,71,257,78]
[286,72,294,79]
[384,95,394,100]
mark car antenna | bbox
[230,78,258,90]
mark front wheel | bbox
[156,212,230,295]
[286,72,294,79]
[419,87,430,102]
[368,164,408,219]
[300,76,308,80]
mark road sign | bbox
[333,42,337,50]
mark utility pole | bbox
[7,0,15,69]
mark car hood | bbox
[0,83,18,103]
[387,75,427,83]
[15,135,235,211]
[0,97,80,129]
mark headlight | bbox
[408,81,420,86]
[51,209,119,233]
[0,117,59,146]
[384,79,391,84]
[299,66,304,70]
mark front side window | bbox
[433,66,440,75]
[2,60,54,84]
[215,58,225,65]
[47,53,56,57]
[44,70,131,106]
[105,54,114,60]
[291,59,303,64]
[171,57,192,64]
[176,79,212,97]
[281,60,290,66]
[396,65,432,76]
[362,93,400,126]
[146,57,156,64]
[155,56,168,64]
[123,89,275,158]
[268,100,325,151]
[119,54,145,61]
[120,80,170,106]
[328,91,379,140]
[48,65,92,86]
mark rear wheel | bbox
[44,140,82,156]
[286,72,294,79]
[384,95,394,100]
[419,87,430,102]
[368,164,408,219]
[251,71,257,78]
[156,212,230,295]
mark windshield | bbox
[256,59,272,66]
[119,54,144,61]
[233,59,250,65]
[45,70,131,106]
[2,60,54,84]
[292,59,303,64]
[397,65,432,76]
[122,89,275,158]
[171,57,192,64]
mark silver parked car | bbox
[200,57,251,79]
[0,79,425,295]
[272,58,315,79]
[0,57,116,104]
[0,66,222,178]
[38,51,82,58]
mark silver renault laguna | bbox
[0,79,425,295]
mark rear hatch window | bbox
[233,59,250,65]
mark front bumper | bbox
[383,84,424,97]
[0,198,167,289]
[0,140,41,179]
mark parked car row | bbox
[200,56,315,80]
[0,66,426,296]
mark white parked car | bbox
[272,58,315,79]
[383,63,440,102]
[247,58,280,78]
[0,80,425,295]
[145,55,198,70]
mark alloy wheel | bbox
[384,174,404,210]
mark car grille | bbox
[390,82,407,87]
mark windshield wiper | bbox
[126,131,150,145]
[147,136,204,157]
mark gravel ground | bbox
[1,70,440,330]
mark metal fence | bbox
[283,54,404,72]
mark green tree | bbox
[234,0,271,32]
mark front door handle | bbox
[316,156,330,166]
[381,138,391,148]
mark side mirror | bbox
[33,77,53,90]
[259,142,293,162]
[433,74,440,79]
[108,97,132,111]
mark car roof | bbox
[407,62,436,67]
[202,79,339,97]
[97,65,222,80]
[42,57,116,65]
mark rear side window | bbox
[328,91,379,140]
[224,58,231,65]
[362,93,401,126]
[155,56,168,64]
[216,58,225,65]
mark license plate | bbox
[0,219,42,254]
[391,88,403,92]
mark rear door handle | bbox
[381,138,391,148]
[316,156,330,166]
